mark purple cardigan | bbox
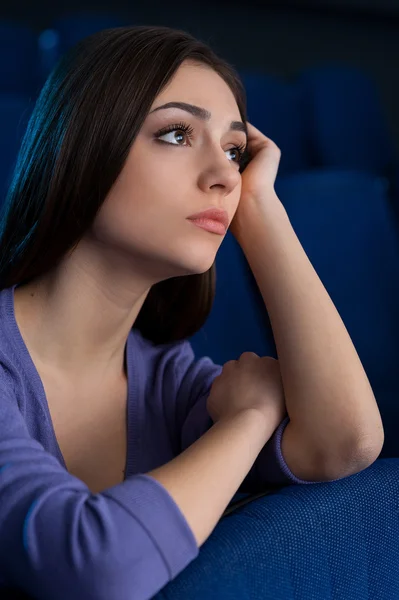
[0,284,317,600]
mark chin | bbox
[177,256,215,276]
[166,247,216,277]
[151,234,220,279]
[184,243,219,272]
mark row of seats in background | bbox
[1,12,397,201]
[1,12,399,461]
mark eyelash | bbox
[154,121,247,165]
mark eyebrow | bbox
[149,101,247,137]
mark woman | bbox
[0,25,383,600]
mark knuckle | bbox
[223,359,236,369]
[240,351,259,359]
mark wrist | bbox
[232,193,288,242]
[237,408,279,441]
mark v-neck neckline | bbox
[6,284,141,480]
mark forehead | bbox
[152,61,241,120]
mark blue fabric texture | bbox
[156,458,399,599]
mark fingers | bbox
[239,351,259,360]
[245,121,281,153]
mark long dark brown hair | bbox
[0,25,247,344]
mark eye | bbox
[154,122,194,146]
[154,122,247,166]
[226,143,247,164]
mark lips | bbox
[187,208,229,231]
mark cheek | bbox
[92,168,186,246]
[121,152,189,207]
[230,182,243,214]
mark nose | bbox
[197,150,241,197]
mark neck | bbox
[13,257,152,378]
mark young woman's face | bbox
[90,60,247,282]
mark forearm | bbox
[234,194,384,470]
[148,409,274,547]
